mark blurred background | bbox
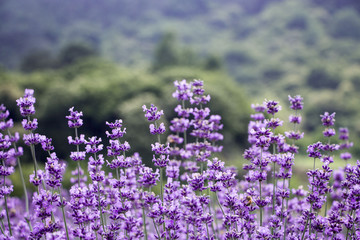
[1,0,359,189]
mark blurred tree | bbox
[152,32,179,71]
[350,75,360,91]
[58,42,97,67]
[179,47,199,67]
[306,67,340,90]
[286,13,308,30]
[20,50,55,72]
[225,49,255,65]
[330,8,360,40]
[203,54,222,70]
[262,64,284,83]
[312,0,360,13]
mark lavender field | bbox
[0,79,358,239]
[1,0,360,239]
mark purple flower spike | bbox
[16,89,36,116]
[307,142,323,158]
[45,153,66,188]
[251,103,266,113]
[21,118,38,131]
[323,128,336,137]
[340,152,352,160]
[41,137,55,152]
[320,112,335,127]
[70,151,86,161]
[172,79,193,101]
[66,107,83,128]
[264,100,281,115]
[190,79,210,105]
[288,95,303,110]
[149,123,166,135]
[30,170,45,187]
[339,127,349,140]
[142,104,163,122]
[0,104,10,121]
[289,115,302,124]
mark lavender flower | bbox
[16,89,36,117]
[320,112,335,126]
[288,95,304,110]
[264,100,281,115]
[172,79,193,101]
[66,107,83,128]
[3,81,360,240]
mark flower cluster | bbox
[0,80,358,240]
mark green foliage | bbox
[306,67,340,90]
[152,33,179,71]
[203,55,222,70]
[20,50,55,72]
[329,8,360,40]
[2,0,360,160]
[0,59,251,165]
[58,43,97,67]
[286,13,308,30]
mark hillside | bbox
[1,0,360,156]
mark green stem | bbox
[98,182,105,233]
[259,181,263,227]
[215,192,225,217]
[153,219,161,240]
[259,147,263,227]
[1,158,11,236]
[58,187,70,240]
[8,130,29,215]
[206,222,210,240]
[272,161,276,215]
[77,161,81,185]
[0,222,4,235]
[281,178,285,224]
[142,206,148,240]
[160,167,164,203]
[29,143,38,178]
[159,167,166,239]
[74,127,81,186]
[141,187,148,240]
[0,219,4,235]
[209,198,219,239]
[301,217,309,240]
[351,210,356,238]
[3,195,12,236]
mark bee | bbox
[167,135,175,144]
[244,195,254,206]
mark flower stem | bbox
[160,167,164,203]
[259,147,263,227]
[58,187,70,240]
[74,127,81,186]
[153,219,161,240]
[8,130,30,221]
[142,206,148,240]
[3,195,12,236]
[77,161,81,186]
[97,182,105,233]
[259,180,263,227]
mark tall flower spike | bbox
[288,95,303,110]
[172,79,193,101]
[264,100,281,115]
[190,79,210,105]
[142,104,163,122]
[66,107,85,187]
[16,89,36,117]
[320,112,335,127]
[66,107,83,128]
